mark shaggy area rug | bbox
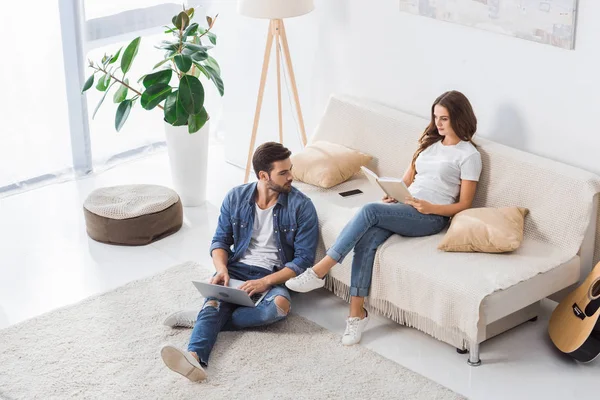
[0,262,462,399]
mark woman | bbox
[285,90,483,345]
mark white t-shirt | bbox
[408,140,482,205]
[238,203,280,271]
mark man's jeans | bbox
[326,202,449,297]
[188,262,291,367]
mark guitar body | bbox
[548,261,600,362]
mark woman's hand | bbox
[405,197,435,215]
[382,195,398,204]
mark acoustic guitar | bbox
[548,261,600,362]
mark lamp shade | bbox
[238,0,314,19]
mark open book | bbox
[360,166,412,203]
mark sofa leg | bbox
[529,316,538,322]
[467,343,481,366]
[456,347,468,354]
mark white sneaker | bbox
[163,308,199,328]
[342,310,370,346]
[160,344,207,382]
[285,268,325,293]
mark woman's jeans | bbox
[188,262,291,367]
[326,202,449,297]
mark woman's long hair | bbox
[410,91,477,178]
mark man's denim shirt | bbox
[209,183,319,276]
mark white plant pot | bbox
[164,121,209,207]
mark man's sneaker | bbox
[160,344,207,382]
[285,268,325,293]
[342,310,370,346]
[163,308,199,328]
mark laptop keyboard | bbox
[250,293,263,303]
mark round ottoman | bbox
[83,184,183,246]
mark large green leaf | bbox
[115,99,133,132]
[109,47,122,64]
[95,74,111,91]
[121,37,141,74]
[153,57,173,70]
[174,54,192,72]
[205,56,221,75]
[178,75,204,115]
[192,62,211,80]
[203,65,224,96]
[81,74,94,93]
[183,22,198,41]
[175,95,190,126]
[93,82,115,119]
[156,41,179,51]
[188,107,208,133]
[141,83,172,110]
[164,91,188,126]
[207,32,217,45]
[190,51,208,62]
[163,92,177,124]
[142,69,172,89]
[174,11,190,30]
[183,43,212,52]
[113,78,129,103]
[181,47,207,62]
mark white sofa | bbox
[294,94,600,366]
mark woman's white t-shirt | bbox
[408,140,482,205]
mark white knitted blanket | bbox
[296,95,600,348]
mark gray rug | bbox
[0,262,462,400]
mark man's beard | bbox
[267,179,292,193]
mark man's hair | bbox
[252,142,292,179]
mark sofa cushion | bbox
[291,141,372,188]
[437,207,528,253]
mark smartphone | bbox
[339,189,363,197]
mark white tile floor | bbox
[1,144,598,400]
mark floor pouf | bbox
[83,184,183,246]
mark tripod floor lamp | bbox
[238,0,315,183]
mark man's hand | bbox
[239,278,271,296]
[210,269,230,287]
[404,197,435,215]
[382,195,398,204]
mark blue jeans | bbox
[327,202,449,297]
[188,262,291,367]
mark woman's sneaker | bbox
[342,310,370,346]
[285,268,325,293]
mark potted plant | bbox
[82,6,224,206]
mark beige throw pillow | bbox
[291,141,373,188]
[438,207,529,253]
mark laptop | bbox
[192,279,268,307]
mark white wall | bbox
[207,0,600,175]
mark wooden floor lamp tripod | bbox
[238,0,315,183]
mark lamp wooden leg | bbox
[279,21,308,146]
[274,20,283,144]
[244,21,275,183]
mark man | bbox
[160,142,319,382]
